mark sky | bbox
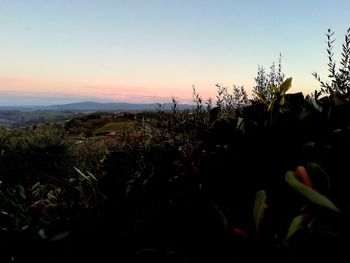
[0,0,349,106]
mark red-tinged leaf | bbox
[285,171,340,212]
[232,227,249,240]
[295,166,313,188]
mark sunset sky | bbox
[0,0,349,105]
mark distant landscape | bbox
[2,72,350,262]
[0,101,193,127]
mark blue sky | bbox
[0,0,349,105]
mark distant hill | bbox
[0,101,194,111]
[44,101,193,111]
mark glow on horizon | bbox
[0,0,349,105]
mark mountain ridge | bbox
[0,101,194,111]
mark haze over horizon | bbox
[1,0,350,106]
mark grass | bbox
[93,120,139,135]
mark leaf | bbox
[211,202,228,229]
[309,97,322,112]
[309,219,341,238]
[87,171,97,181]
[236,117,245,133]
[31,182,41,192]
[38,229,48,239]
[279,96,285,106]
[284,214,312,242]
[330,91,345,106]
[232,227,249,240]
[306,162,330,193]
[255,91,268,105]
[271,84,279,94]
[295,166,313,188]
[279,78,293,93]
[51,231,70,241]
[47,190,57,200]
[285,171,340,212]
[267,98,276,112]
[253,190,268,233]
[15,185,26,200]
[68,177,78,184]
[74,167,90,181]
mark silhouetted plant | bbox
[205,97,213,113]
[171,96,179,114]
[214,83,249,119]
[254,77,293,127]
[233,85,249,108]
[313,28,350,100]
[192,86,207,124]
[253,54,285,102]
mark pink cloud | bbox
[0,75,195,104]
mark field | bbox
[0,109,88,128]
